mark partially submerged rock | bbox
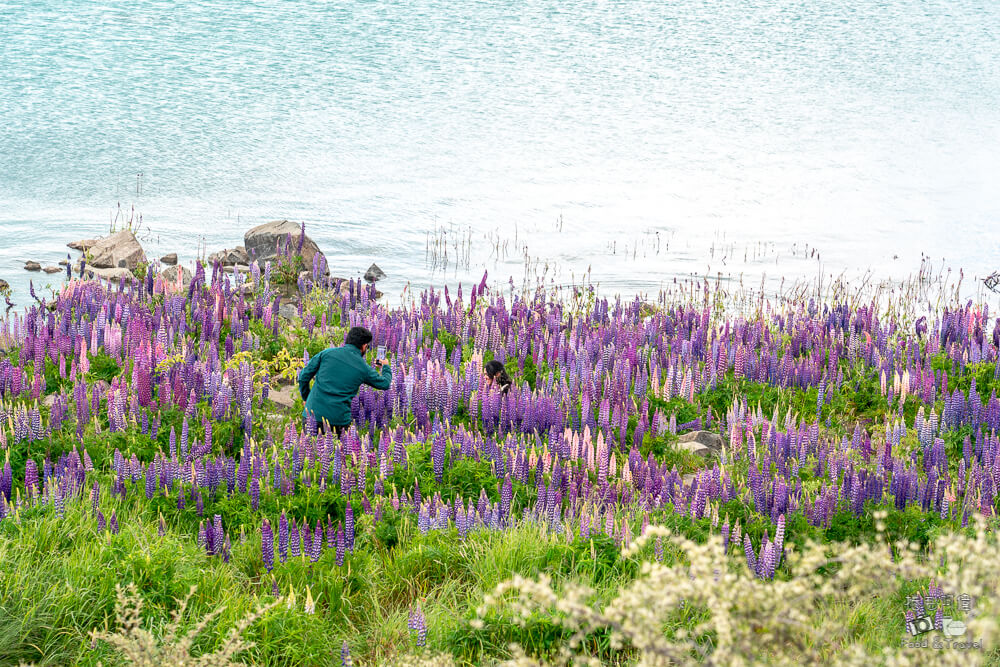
[364,263,386,283]
[87,230,147,271]
[42,266,62,274]
[67,238,99,251]
[24,261,41,271]
[244,220,326,271]
[160,253,178,265]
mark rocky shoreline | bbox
[5,220,388,310]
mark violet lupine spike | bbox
[408,601,427,647]
[278,511,289,563]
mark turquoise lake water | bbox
[1,0,998,304]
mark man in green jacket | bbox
[299,326,391,436]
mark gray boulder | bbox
[42,266,62,274]
[364,263,386,283]
[162,265,193,287]
[244,220,327,272]
[676,430,726,456]
[208,246,250,267]
[160,253,178,265]
[67,238,99,251]
[87,230,147,271]
[267,385,298,411]
[278,303,298,320]
[24,261,41,271]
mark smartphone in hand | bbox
[376,345,387,361]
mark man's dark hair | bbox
[345,326,374,349]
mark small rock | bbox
[42,266,62,274]
[267,385,298,410]
[58,259,70,266]
[24,261,41,271]
[278,303,298,320]
[676,430,725,456]
[208,246,250,267]
[42,394,57,408]
[162,265,193,287]
[222,263,251,274]
[160,253,178,265]
[84,266,135,283]
[67,238,99,251]
[676,441,710,456]
[0,279,9,292]
[364,263,386,283]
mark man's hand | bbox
[374,358,387,369]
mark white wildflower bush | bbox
[89,583,283,667]
[476,511,1000,666]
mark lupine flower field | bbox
[1,243,1000,666]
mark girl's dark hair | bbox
[484,360,512,390]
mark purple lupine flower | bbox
[500,476,513,523]
[278,511,289,563]
[24,459,38,495]
[312,521,322,562]
[262,518,275,572]
[743,534,756,573]
[109,510,119,534]
[341,640,353,667]
[336,526,346,567]
[345,503,355,552]
[408,601,427,647]
[97,509,106,532]
[290,518,301,558]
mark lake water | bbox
[1,0,999,306]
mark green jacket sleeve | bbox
[363,363,392,391]
[298,350,323,402]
